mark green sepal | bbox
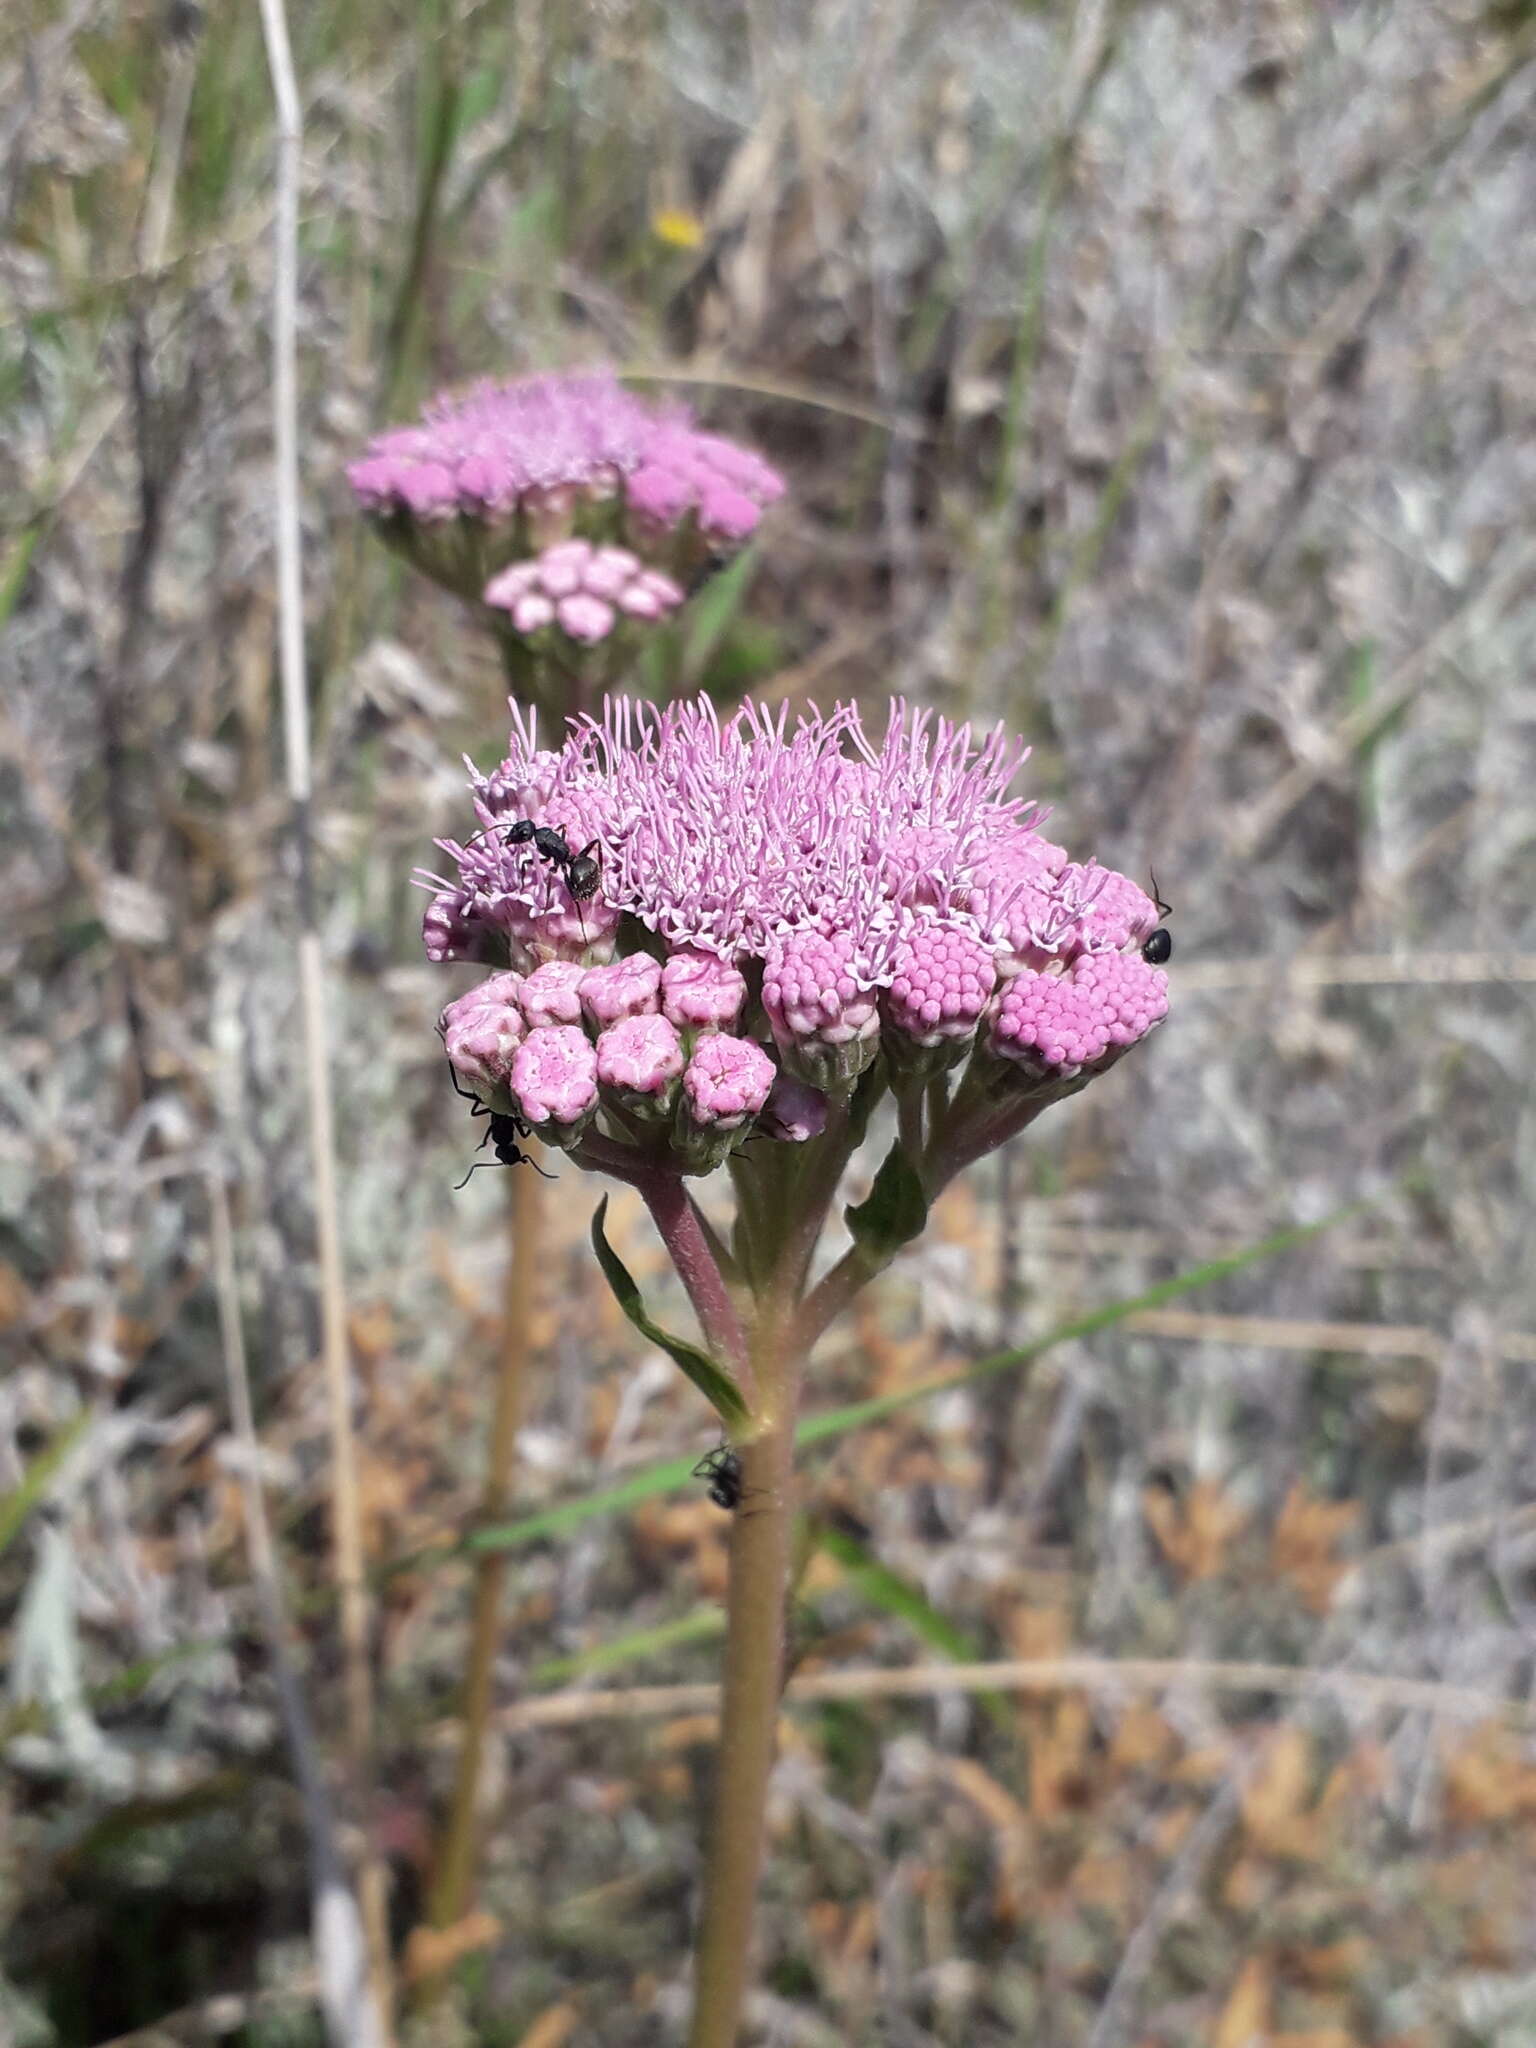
[844,1140,929,1258]
[590,1197,751,1431]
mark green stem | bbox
[685,1327,799,2048]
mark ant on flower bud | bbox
[693,1445,744,1511]
[1142,871,1174,966]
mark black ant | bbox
[455,1111,553,1187]
[465,817,603,910]
[1142,870,1173,966]
[693,1445,744,1511]
[446,1063,552,1185]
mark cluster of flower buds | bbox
[348,370,784,611]
[425,697,1170,1179]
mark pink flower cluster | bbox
[440,964,776,1174]
[484,540,683,647]
[424,697,1170,1172]
[348,370,784,601]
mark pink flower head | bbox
[579,952,663,1030]
[683,1035,776,1127]
[511,1024,600,1134]
[485,541,685,646]
[426,696,1170,1171]
[884,923,997,1049]
[519,959,588,1029]
[438,981,526,1094]
[350,368,783,594]
[990,954,1169,1079]
[436,789,620,969]
[595,1013,686,1112]
[661,947,748,1035]
[348,371,658,523]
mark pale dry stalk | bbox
[253,0,393,2028]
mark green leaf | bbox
[845,1142,928,1257]
[682,547,758,687]
[590,1197,750,1432]
[457,1205,1354,1562]
[0,1410,92,1561]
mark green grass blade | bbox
[529,1607,726,1690]
[463,1206,1349,1560]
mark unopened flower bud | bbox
[760,1073,829,1143]
[884,924,996,1072]
[439,985,525,1095]
[520,959,588,1028]
[580,953,662,1030]
[511,1025,600,1142]
[675,1033,777,1173]
[661,947,748,1036]
[595,1014,686,1120]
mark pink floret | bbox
[512,1025,600,1126]
[595,1014,686,1097]
[423,886,477,964]
[683,1034,776,1127]
[557,593,616,643]
[1061,864,1159,953]
[991,955,1169,1078]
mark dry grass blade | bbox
[253,0,391,2032]
[498,1654,1536,1734]
[208,1178,381,2048]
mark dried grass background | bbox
[4,1,1536,2043]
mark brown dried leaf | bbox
[1442,1721,1536,1826]
[1215,1955,1273,2048]
[1271,1485,1360,1613]
[1242,1728,1324,1861]
[402,1910,499,1983]
[1143,1478,1248,1580]
[513,2000,583,2048]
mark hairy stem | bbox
[685,1350,799,2048]
[425,1152,543,1948]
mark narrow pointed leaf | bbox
[0,1409,91,1561]
[591,1196,750,1432]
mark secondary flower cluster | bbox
[348,370,784,614]
[425,698,1169,1175]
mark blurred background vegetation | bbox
[3,0,1536,2042]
